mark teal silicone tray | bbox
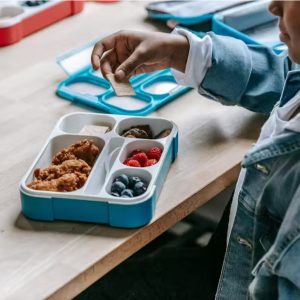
[212,0,287,53]
[56,38,190,116]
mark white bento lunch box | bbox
[19,112,179,228]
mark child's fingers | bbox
[100,49,118,79]
[100,59,113,79]
[91,35,116,70]
[92,43,105,70]
[115,48,146,80]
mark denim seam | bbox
[271,231,300,272]
[215,229,236,299]
[238,190,256,215]
[243,143,300,166]
[216,191,256,299]
[258,206,282,224]
[216,188,251,298]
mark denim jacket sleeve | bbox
[199,32,291,114]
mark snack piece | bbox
[111,181,126,195]
[133,181,147,196]
[121,189,134,198]
[155,129,171,139]
[125,159,141,168]
[130,149,143,156]
[52,139,100,167]
[147,147,162,161]
[27,173,88,192]
[121,125,172,139]
[144,159,157,167]
[113,174,129,187]
[132,152,148,167]
[22,0,49,7]
[110,175,147,197]
[111,192,120,197]
[121,125,153,139]
[136,125,153,138]
[107,73,136,97]
[128,176,142,189]
[80,125,111,136]
[122,128,149,139]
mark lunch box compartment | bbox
[117,117,173,139]
[119,140,164,166]
[59,112,116,135]
[141,75,180,96]
[24,134,105,189]
[103,92,152,112]
[105,168,152,199]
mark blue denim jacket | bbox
[199,33,300,300]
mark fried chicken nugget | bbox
[27,173,88,192]
[34,159,91,181]
[52,139,100,166]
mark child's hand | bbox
[91,30,189,81]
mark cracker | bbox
[107,73,136,97]
[80,125,111,136]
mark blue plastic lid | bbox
[57,35,108,75]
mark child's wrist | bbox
[169,35,190,73]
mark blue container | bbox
[146,1,248,26]
[212,0,286,54]
[56,38,190,116]
[20,112,178,228]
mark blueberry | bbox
[111,192,120,197]
[111,181,126,194]
[121,189,134,198]
[113,174,129,187]
[129,176,141,189]
[133,181,147,196]
[23,1,45,6]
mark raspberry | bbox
[123,157,133,165]
[130,149,143,156]
[132,152,148,166]
[144,159,158,167]
[147,147,162,161]
[125,159,141,167]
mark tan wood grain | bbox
[0,2,266,300]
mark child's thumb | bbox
[115,50,144,81]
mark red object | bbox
[144,159,158,167]
[0,1,85,47]
[132,152,148,167]
[130,149,143,156]
[124,147,163,168]
[147,147,162,161]
[123,157,133,165]
[125,159,141,168]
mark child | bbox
[89,1,300,299]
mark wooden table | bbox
[0,2,266,299]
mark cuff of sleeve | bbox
[171,28,212,89]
